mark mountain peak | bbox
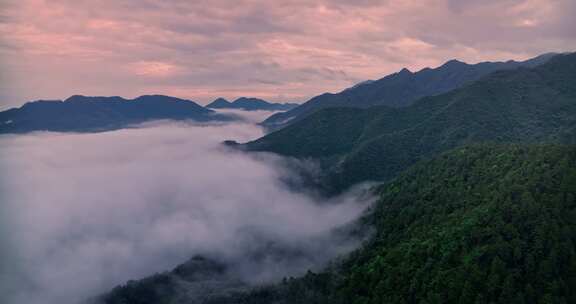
[441,59,467,67]
[206,97,233,109]
[64,95,87,102]
[398,67,412,75]
[214,97,229,103]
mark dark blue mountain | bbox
[262,53,557,129]
[206,97,234,109]
[206,97,298,111]
[0,94,235,134]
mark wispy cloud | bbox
[130,61,184,77]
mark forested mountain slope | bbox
[262,53,556,129]
[99,52,576,303]
[246,53,576,193]
[212,144,576,304]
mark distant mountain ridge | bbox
[0,94,235,134]
[262,53,558,129]
[246,52,576,193]
[207,97,298,111]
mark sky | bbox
[0,0,575,108]
[0,110,374,304]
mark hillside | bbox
[262,53,556,129]
[98,256,247,304]
[246,52,576,193]
[0,95,235,134]
[206,97,298,111]
[215,144,576,304]
[100,144,576,304]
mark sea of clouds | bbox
[0,110,373,304]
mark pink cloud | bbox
[130,61,184,78]
[0,0,574,107]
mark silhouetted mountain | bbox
[207,97,234,109]
[246,52,576,193]
[207,97,298,111]
[0,94,236,134]
[262,53,557,129]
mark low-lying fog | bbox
[0,110,373,304]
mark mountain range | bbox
[10,51,574,304]
[245,52,576,193]
[206,97,298,111]
[262,53,557,130]
[100,52,576,304]
[0,95,236,134]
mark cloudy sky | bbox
[0,0,574,108]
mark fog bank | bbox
[0,111,373,304]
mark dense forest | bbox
[210,144,576,304]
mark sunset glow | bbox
[1,0,574,107]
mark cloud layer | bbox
[0,111,373,304]
[0,0,574,108]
